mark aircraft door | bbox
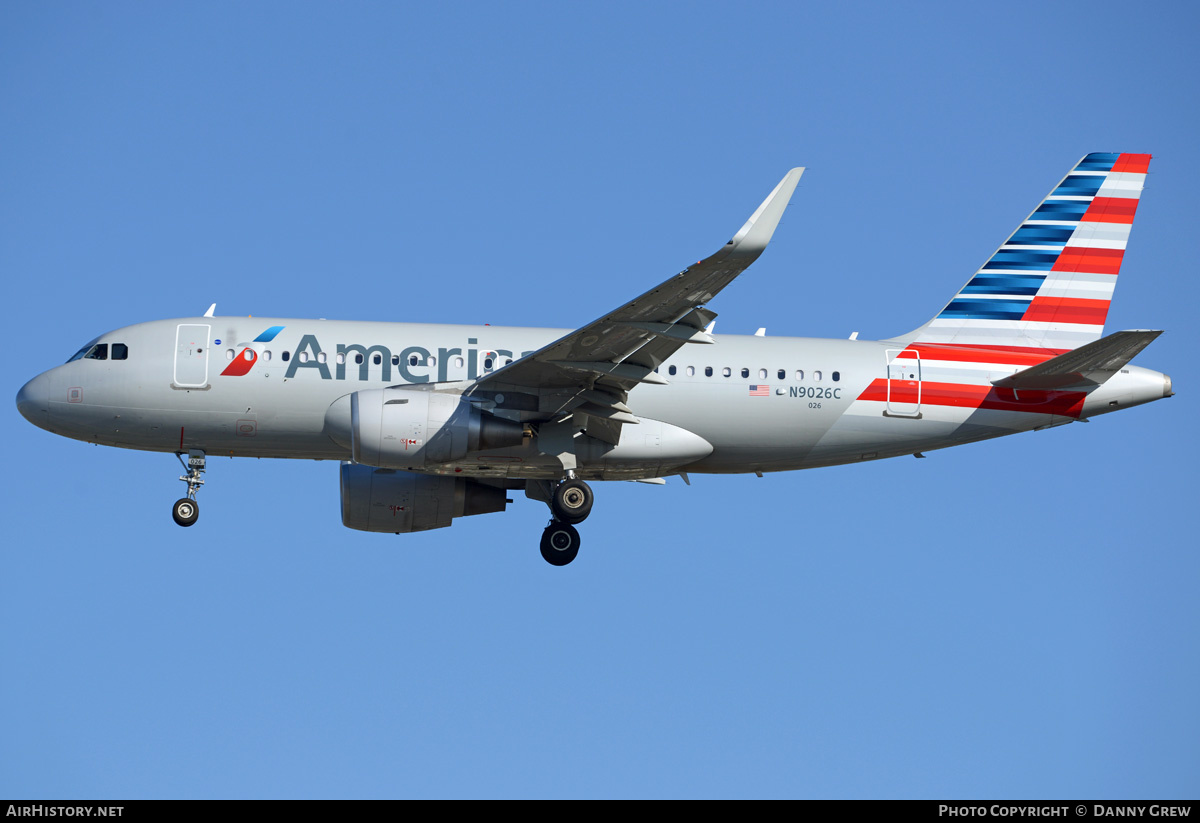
[885,348,921,417]
[174,324,211,388]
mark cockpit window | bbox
[68,340,127,363]
[68,341,97,362]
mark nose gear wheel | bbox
[173,450,206,527]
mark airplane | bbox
[15,153,1173,565]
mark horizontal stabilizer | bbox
[992,330,1162,390]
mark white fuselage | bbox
[16,316,1172,482]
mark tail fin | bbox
[904,153,1151,351]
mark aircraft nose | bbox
[16,373,51,426]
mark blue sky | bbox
[2,0,1197,799]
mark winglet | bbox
[727,168,804,255]
[203,303,216,318]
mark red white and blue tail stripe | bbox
[908,153,1150,351]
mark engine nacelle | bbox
[348,387,525,469]
[340,462,509,533]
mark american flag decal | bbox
[749,385,769,396]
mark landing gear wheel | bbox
[551,478,593,524]
[540,521,580,566]
[172,497,199,527]
[174,451,206,527]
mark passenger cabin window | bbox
[355,354,364,365]
[758,368,767,380]
[814,370,822,381]
[299,351,310,363]
[111,343,128,360]
[409,354,420,366]
[226,349,235,361]
[741,368,749,378]
[686,366,695,377]
[392,355,400,366]
[668,365,677,376]
[337,352,346,365]
[262,350,271,362]
[454,356,464,369]
[373,353,382,365]
[777,369,785,380]
[318,352,327,364]
[282,351,290,361]
[704,366,713,377]
[722,367,731,377]
[796,369,804,380]
[832,371,840,382]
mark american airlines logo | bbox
[219,329,535,383]
[278,334,534,383]
[219,325,286,377]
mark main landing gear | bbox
[540,521,581,566]
[172,450,206,527]
[551,478,593,524]
[539,477,593,566]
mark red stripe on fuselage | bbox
[904,344,1066,366]
[857,379,1085,417]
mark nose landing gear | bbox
[172,497,199,527]
[172,450,205,527]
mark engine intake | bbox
[340,463,509,533]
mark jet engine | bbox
[348,387,526,469]
[340,463,509,533]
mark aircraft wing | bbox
[991,329,1163,390]
[464,168,804,440]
